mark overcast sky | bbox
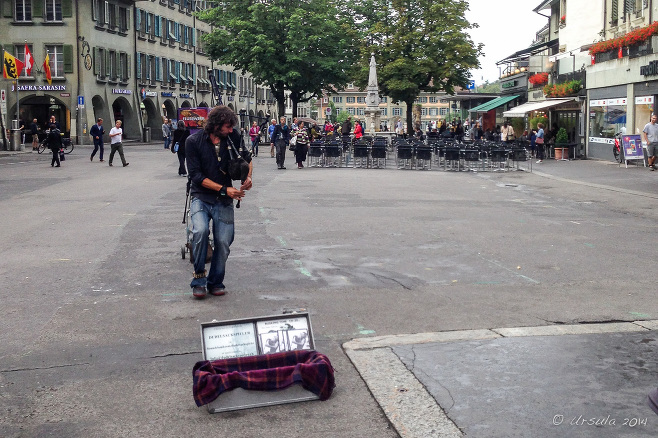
[465,0,549,84]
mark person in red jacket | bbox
[353,119,363,139]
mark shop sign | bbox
[112,89,132,95]
[227,96,234,101]
[145,91,157,97]
[179,93,192,98]
[635,96,654,104]
[161,92,176,97]
[60,93,70,97]
[501,81,517,89]
[640,60,658,77]
[589,98,627,107]
[589,137,615,144]
[11,84,66,91]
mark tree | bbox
[200,0,358,119]
[349,0,482,133]
[477,80,501,94]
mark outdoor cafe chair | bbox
[353,139,370,168]
[308,140,325,167]
[443,147,461,171]
[325,140,342,167]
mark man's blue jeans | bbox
[189,198,235,289]
[164,135,171,150]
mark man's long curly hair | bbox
[204,105,238,135]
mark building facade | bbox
[586,0,658,159]
[0,0,280,145]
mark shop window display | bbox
[589,99,627,139]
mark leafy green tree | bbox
[477,80,501,94]
[200,0,358,119]
[349,0,482,133]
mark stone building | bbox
[0,0,279,145]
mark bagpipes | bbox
[226,134,251,209]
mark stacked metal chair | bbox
[353,137,370,168]
[325,138,342,167]
[488,143,510,171]
[414,139,433,170]
[371,136,388,168]
[395,139,414,169]
[308,140,325,167]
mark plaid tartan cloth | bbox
[193,350,335,406]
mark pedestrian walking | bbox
[184,105,253,299]
[172,120,190,176]
[162,118,172,150]
[249,121,260,157]
[642,113,658,171]
[108,120,129,167]
[267,119,276,157]
[90,118,105,162]
[47,123,62,167]
[30,118,39,151]
[535,123,545,163]
[293,121,309,169]
[270,117,290,169]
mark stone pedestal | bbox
[365,108,381,135]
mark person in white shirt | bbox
[108,120,129,167]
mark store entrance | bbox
[555,111,579,144]
[20,95,69,135]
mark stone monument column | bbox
[364,54,382,135]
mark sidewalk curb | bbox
[344,320,658,438]
[520,165,658,200]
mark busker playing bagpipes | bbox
[185,105,253,299]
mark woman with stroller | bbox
[172,120,190,176]
[293,121,309,169]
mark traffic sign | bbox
[326,107,332,115]
[78,95,84,108]
[1,89,6,113]
[467,80,476,90]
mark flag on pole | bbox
[3,51,25,79]
[43,53,52,85]
[24,44,33,76]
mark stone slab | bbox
[345,347,462,438]
[393,331,658,437]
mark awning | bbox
[497,39,559,65]
[502,99,574,117]
[469,95,520,113]
[533,0,558,13]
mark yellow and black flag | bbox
[3,50,25,80]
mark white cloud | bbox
[466,0,548,84]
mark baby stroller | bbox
[181,176,213,263]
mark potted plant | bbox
[528,72,549,87]
[554,127,569,160]
[560,15,566,26]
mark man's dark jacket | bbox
[186,128,251,205]
[89,123,104,144]
[270,123,290,144]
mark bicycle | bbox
[37,136,74,155]
[613,131,623,164]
